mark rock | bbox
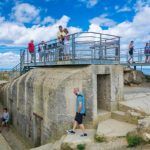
[124,68,145,85]
[142,133,150,142]
[126,110,143,120]
[138,116,150,129]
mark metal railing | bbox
[10,32,120,79]
[120,48,147,64]
[22,32,120,66]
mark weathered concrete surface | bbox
[119,97,150,115]
[0,134,12,150]
[96,119,136,140]
[86,138,150,150]
[119,86,150,115]
[0,65,123,146]
[61,129,95,150]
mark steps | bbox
[95,119,136,141]
[112,110,140,124]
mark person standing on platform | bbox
[28,40,35,63]
[57,25,65,60]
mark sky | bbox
[0,0,150,69]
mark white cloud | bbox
[0,15,81,46]
[11,3,40,23]
[42,16,55,25]
[89,14,116,27]
[0,52,19,69]
[0,16,5,23]
[0,13,82,68]
[134,0,150,11]
[78,0,99,8]
[89,6,150,49]
[117,6,132,12]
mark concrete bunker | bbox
[0,65,124,145]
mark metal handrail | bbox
[10,32,121,80]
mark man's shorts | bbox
[30,52,34,57]
[1,117,6,122]
[75,112,84,125]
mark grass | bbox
[95,135,106,143]
[126,134,144,147]
[77,144,86,150]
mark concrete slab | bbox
[96,119,136,140]
[30,143,53,150]
[0,80,8,84]
[0,134,12,150]
[61,129,95,150]
[120,97,150,115]
[86,138,128,150]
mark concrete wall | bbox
[0,65,123,146]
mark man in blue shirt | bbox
[67,88,87,136]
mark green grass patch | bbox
[95,135,106,143]
[77,144,86,150]
[126,134,143,147]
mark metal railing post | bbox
[104,39,106,59]
[99,33,102,59]
[72,34,75,61]
[27,48,29,64]
[118,37,120,63]
[34,48,36,65]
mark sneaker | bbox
[66,130,75,134]
[80,133,87,137]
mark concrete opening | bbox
[97,74,111,112]
[33,114,42,147]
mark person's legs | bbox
[79,124,85,133]
[0,118,5,132]
[72,120,78,131]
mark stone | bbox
[61,129,95,150]
[142,133,150,142]
[138,116,150,129]
[96,119,136,141]
[124,68,145,85]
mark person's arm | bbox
[78,96,82,113]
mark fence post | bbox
[72,34,75,61]
[34,47,36,65]
[99,33,102,59]
[27,48,29,64]
[118,37,120,63]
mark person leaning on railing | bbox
[64,28,70,60]
[57,25,66,60]
[28,40,35,63]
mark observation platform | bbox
[10,32,150,79]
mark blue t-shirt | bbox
[76,94,86,114]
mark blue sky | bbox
[0,0,150,69]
